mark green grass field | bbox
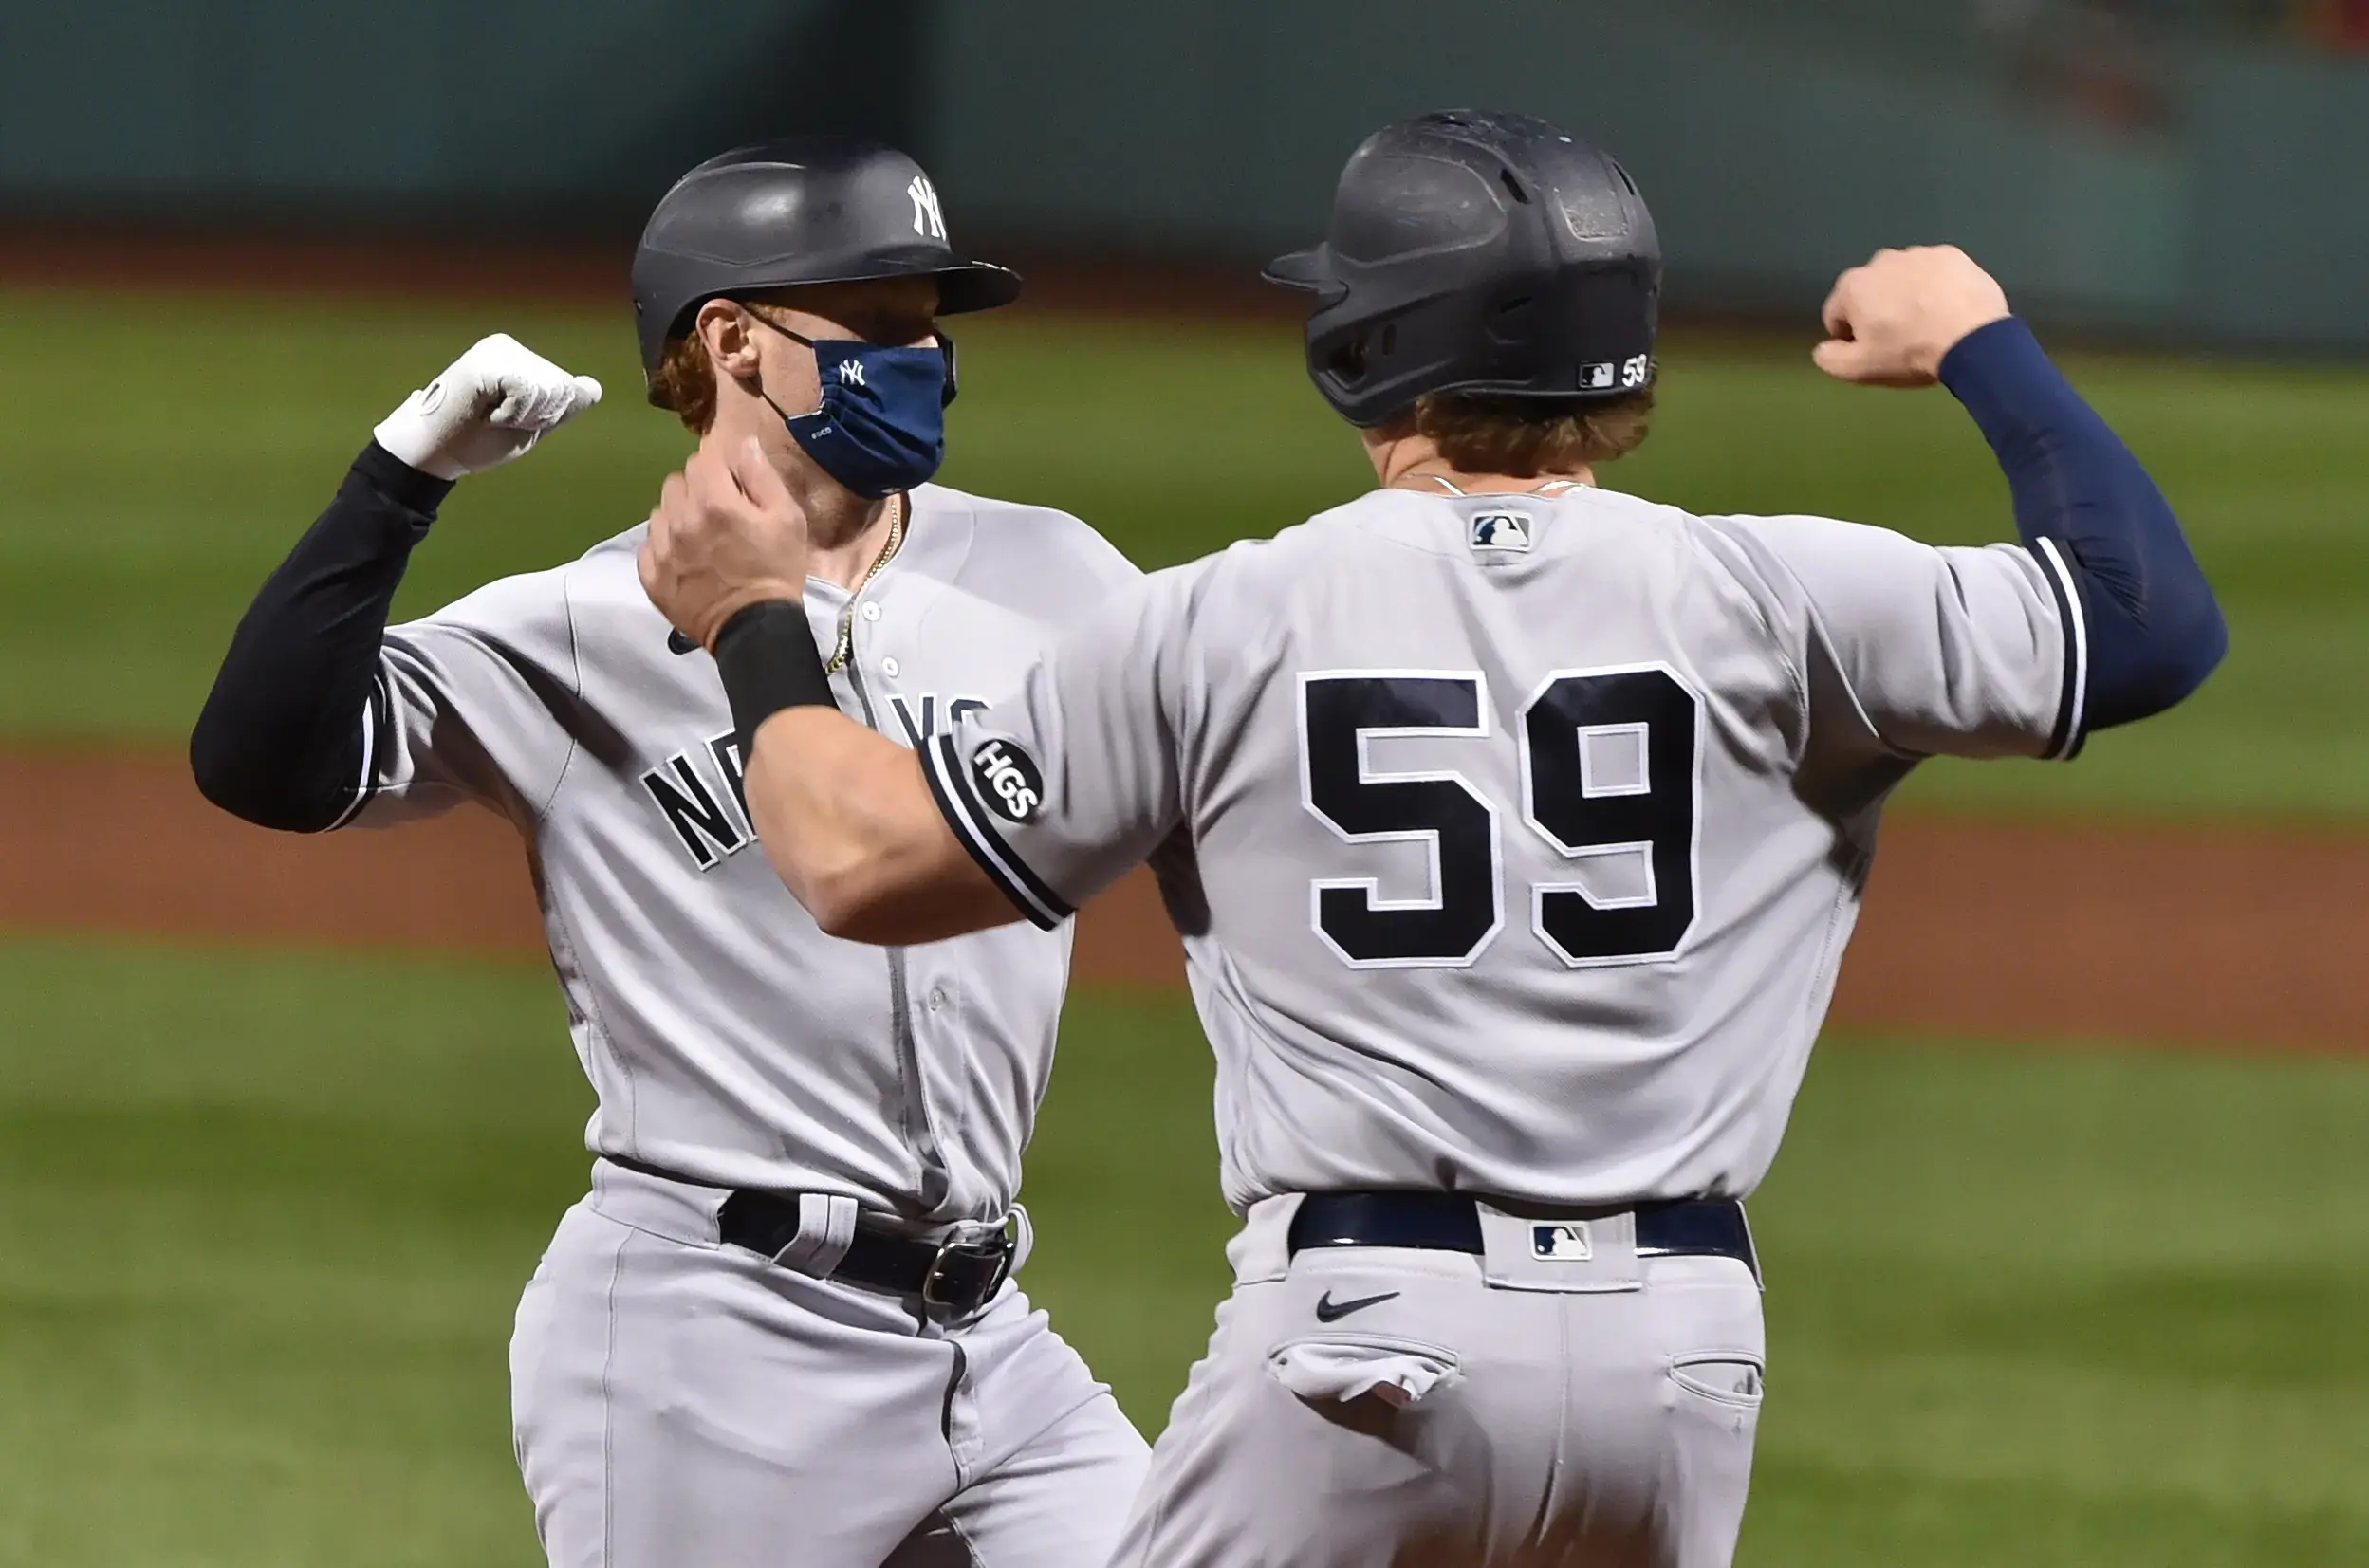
[2,290,2364,1565]
[3,287,2369,815]
[1,935,2362,1568]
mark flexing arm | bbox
[1936,318,2224,728]
[1817,247,2225,732]
[190,444,453,829]
[188,335,602,830]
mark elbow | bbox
[2167,598,2230,707]
[2138,580,2230,714]
[798,858,954,947]
[772,850,895,945]
[806,877,908,947]
[2087,594,2229,730]
[188,716,260,821]
[805,877,873,943]
[188,718,340,833]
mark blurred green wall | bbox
[928,0,2185,320]
[2,0,2365,347]
[927,0,2368,347]
[0,0,922,224]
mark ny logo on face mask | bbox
[908,175,946,240]
[838,360,867,388]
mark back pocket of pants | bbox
[1268,1334,1461,1410]
[1668,1350,1765,1410]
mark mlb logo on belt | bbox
[1471,511,1534,552]
[1531,1221,1593,1262]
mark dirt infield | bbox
[3,746,2362,1051]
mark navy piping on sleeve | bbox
[921,732,1072,931]
[2030,537,2090,761]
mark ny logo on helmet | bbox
[908,175,946,241]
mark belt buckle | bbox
[920,1219,1013,1321]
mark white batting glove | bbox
[372,333,603,481]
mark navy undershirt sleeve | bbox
[189,441,453,831]
[1939,317,2226,738]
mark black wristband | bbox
[713,600,836,764]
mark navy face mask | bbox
[750,317,957,500]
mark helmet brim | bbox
[928,258,1025,314]
[1262,247,1332,290]
[809,249,1022,313]
[708,251,1023,318]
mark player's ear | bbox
[696,300,763,382]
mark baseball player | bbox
[638,112,2227,1566]
[188,138,1149,1567]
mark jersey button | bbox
[861,602,882,622]
[927,987,949,1012]
[881,656,901,678]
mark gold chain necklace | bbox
[823,491,909,676]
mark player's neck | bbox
[1391,466,1594,497]
[797,479,898,592]
[1363,433,1593,497]
[707,412,898,591]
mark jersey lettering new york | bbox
[643,692,988,872]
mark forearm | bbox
[189,441,451,830]
[713,602,1018,944]
[744,709,1020,944]
[1940,318,2227,730]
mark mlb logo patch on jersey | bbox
[971,738,1046,823]
[1471,511,1534,553]
[1531,1221,1594,1262]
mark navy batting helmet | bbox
[631,137,1021,399]
[1265,111,1661,428]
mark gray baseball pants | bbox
[1111,1195,1766,1568]
[509,1159,1148,1568]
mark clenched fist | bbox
[639,435,812,653]
[373,333,603,480]
[1813,246,2012,389]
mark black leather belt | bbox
[1289,1190,1757,1280]
[610,1159,1014,1320]
[715,1188,1014,1319]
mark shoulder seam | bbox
[531,560,589,822]
[1683,520,1819,766]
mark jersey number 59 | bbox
[1298,668,1700,968]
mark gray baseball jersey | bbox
[342,482,1139,1223]
[926,484,2083,1213]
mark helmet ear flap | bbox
[1327,337,1368,383]
[1322,322,1402,396]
